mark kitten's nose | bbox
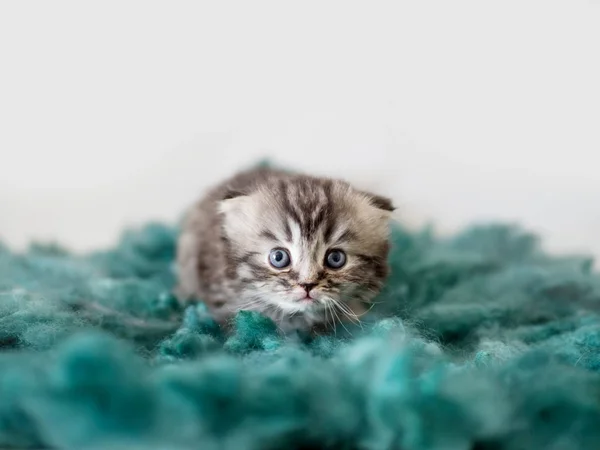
[299,282,317,293]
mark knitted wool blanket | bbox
[1,221,600,450]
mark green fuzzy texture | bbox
[2,220,600,450]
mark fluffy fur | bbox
[176,167,394,332]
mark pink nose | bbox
[299,282,317,293]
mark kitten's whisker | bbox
[329,303,338,336]
[325,301,337,336]
[354,302,376,317]
[265,303,286,335]
[236,300,263,309]
[330,303,353,337]
[332,298,360,323]
[331,299,364,331]
[237,299,263,306]
[337,301,357,318]
[326,301,335,332]
[235,298,269,311]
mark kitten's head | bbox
[218,175,393,327]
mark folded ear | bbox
[222,187,246,200]
[218,186,249,218]
[362,191,395,212]
[217,194,262,241]
[217,194,252,217]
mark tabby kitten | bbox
[176,167,394,333]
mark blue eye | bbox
[325,249,346,269]
[269,248,291,268]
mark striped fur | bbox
[176,167,394,333]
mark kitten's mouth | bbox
[289,290,318,304]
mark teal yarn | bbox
[2,221,600,449]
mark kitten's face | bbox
[218,177,392,327]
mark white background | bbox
[1,1,599,259]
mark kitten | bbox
[175,167,394,333]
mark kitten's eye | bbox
[325,249,346,269]
[269,248,291,269]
